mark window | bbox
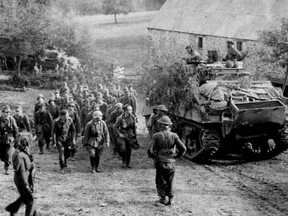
[237,41,243,51]
[198,37,203,49]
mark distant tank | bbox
[166,64,288,162]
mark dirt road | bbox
[0,90,288,216]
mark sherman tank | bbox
[168,64,288,162]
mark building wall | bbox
[148,29,268,76]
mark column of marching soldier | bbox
[0,81,187,215]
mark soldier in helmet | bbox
[5,135,36,215]
[80,99,91,132]
[47,98,60,120]
[83,111,110,173]
[107,102,124,154]
[114,105,138,168]
[51,109,76,172]
[33,94,48,123]
[147,105,168,135]
[147,116,186,206]
[0,105,19,175]
[120,88,137,116]
[13,105,31,133]
[67,102,81,160]
[34,103,53,153]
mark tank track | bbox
[243,123,288,160]
[170,115,221,162]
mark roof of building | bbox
[148,0,288,40]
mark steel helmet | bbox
[93,110,103,118]
[157,116,173,125]
[155,104,168,112]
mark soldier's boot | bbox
[157,196,167,205]
[39,146,43,154]
[166,197,173,206]
[4,164,9,175]
[95,156,100,173]
[90,157,95,174]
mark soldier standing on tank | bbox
[0,105,19,175]
[47,98,60,120]
[147,105,168,135]
[13,105,31,133]
[147,116,186,206]
[114,105,137,168]
[67,102,81,160]
[51,109,76,172]
[5,135,36,216]
[83,111,110,173]
[35,104,53,153]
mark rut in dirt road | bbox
[203,162,288,216]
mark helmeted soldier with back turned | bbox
[148,116,186,206]
[5,135,36,216]
[51,109,76,172]
[0,105,19,175]
[83,111,110,173]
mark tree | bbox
[102,0,133,24]
[259,18,288,90]
[0,0,52,75]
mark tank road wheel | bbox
[242,126,288,160]
[184,128,221,162]
[261,126,288,159]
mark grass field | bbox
[75,11,156,67]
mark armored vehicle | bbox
[169,64,288,162]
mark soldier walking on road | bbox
[83,111,110,173]
[107,103,123,155]
[0,105,19,175]
[35,104,53,153]
[147,116,186,206]
[120,88,137,116]
[47,98,60,120]
[5,135,36,216]
[51,109,76,172]
[147,105,168,136]
[13,105,31,133]
[114,105,138,168]
[67,102,81,160]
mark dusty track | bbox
[0,90,288,215]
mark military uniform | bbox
[52,114,76,169]
[148,116,186,205]
[83,111,110,173]
[80,105,91,129]
[6,138,36,216]
[13,114,31,133]
[47,103,60,120]
[35,109,53,153]
[0,112,19,174]
[114,112,137,168]
[120,94,137,115]
[107,107,123,154]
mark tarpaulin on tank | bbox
[199,81,282,108]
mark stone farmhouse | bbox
[147,0,288,72]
